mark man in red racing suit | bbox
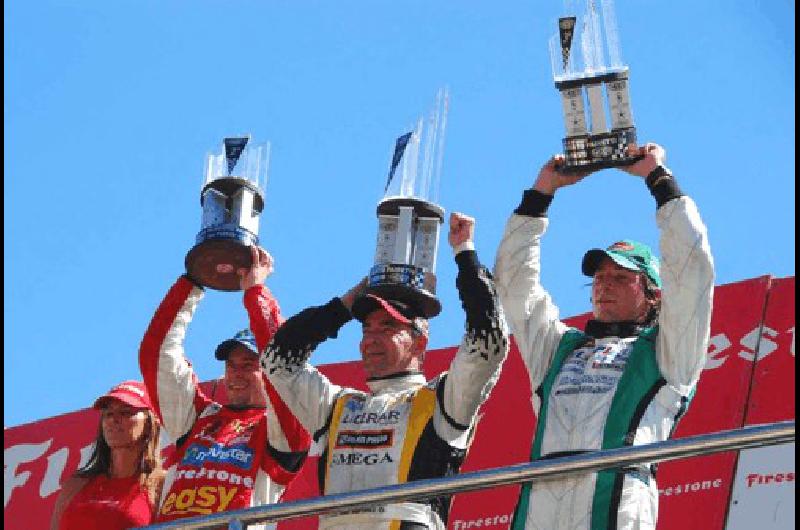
[139,246,310,528]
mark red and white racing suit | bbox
[139,276,310,528]
[494,179,714,530]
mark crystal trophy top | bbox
[185,135,271,291]
[369,88,449,318]
[548,0,641,172]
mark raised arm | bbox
[240,245,284,349]
[139,275,208,442]
[493,157,580,396]
[259,295,354,441]
[622,143,715,392]
[435,213,509,444]
[239,245,311,461]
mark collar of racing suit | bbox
[584,319,647,339]
[366,371,426,395]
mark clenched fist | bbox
[448,212,475,249]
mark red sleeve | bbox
[264,374,311,452]
[244,285,311,454]
[139,276,209,426]
[243,284,285,351]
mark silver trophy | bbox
[185,135,270,291]
[368,88,449,318]
[549,0,642,172]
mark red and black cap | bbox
[351,293,424,330]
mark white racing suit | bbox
[260,249,509,529]
[494,181,714,530]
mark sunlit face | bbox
[591,257,652,323]
[224,346,267,407]
[101,401,148,449]
[359,308,426,379]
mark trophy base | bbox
[185,227,258,291]
[368,264,441,318]
[377,196,445,221]
[560,128,643,173]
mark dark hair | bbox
[641,274,661,327]
[75,408,163,505]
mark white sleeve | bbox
[261,355,342,440]
[432,248,510,447]
[436,324,509,448]
[493,214,569,408]
[655,196,715,393]
[139,278,206,442]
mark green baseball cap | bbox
[582,239,662,288]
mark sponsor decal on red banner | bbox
[452,512,515,529]
[745,470,795,487]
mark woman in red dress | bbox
[50,381,165,530]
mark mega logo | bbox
[330,452,394,466]
[160,485,240,517]
[182,443,254,469]
[335,430,393,449]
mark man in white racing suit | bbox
[260,212,509,529]
[494,143,714,530]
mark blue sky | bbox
[5,1,794,428]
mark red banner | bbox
[725,276,796,529]
[4,409,99,529]
[655,276,773,530]
[742,276,795,426]
[4,276,795,530]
